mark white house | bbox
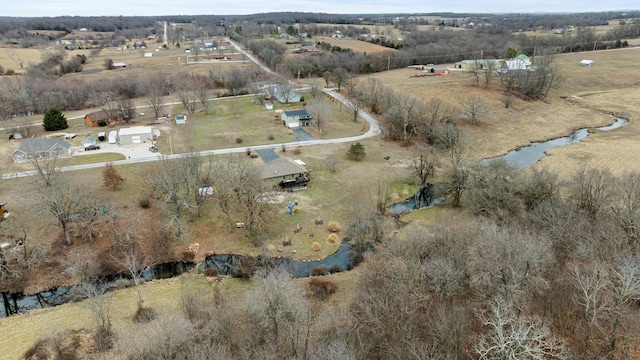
[118,127,154,145]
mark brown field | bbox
[359,46,640,180]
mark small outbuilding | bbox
[118,127,153,145]
[82,136,97,149]
[580,59,595,67]
[84,111,119,127]
[430,66,450,75]
[175,115,187,125]
[281,109,313,128]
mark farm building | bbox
[580,59,595,67]
[84,111,119,127]
[12,138,72,162]
[501,54,532,72]
[453,59,500,70]
[118,127,153,145]
[257,157,310,189]
[281,109,313,128]
[430,66,450,75]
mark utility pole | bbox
[387,56,391,71]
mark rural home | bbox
[84,111,119,127]
[118,126,153,145]
[257,157,310,189]
[430,66,450,75]
[281,109,312,128]
[12,138,72,162]
[500,54,532,72]
[270,84,301,103]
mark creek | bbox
[1,240,366,318]
[481,117,628,171]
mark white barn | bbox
[118,127,154,145]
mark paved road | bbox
[1,41,382,180]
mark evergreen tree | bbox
[42,109,68,131]
[347,142,366,161]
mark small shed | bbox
[175,115,187,125]
[82,136,97,149]
[281,109,313,128]
[118,127,153,145]
[84,111,118,127]
[580,59,594,67]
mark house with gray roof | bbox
[12,138,73,162]
[257,157,310,189]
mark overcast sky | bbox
[3,1,638,17]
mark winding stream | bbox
[481,117,628,171]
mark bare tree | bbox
[612,172,640,246]
[142,76,167,118]
[147,156,189,237]
[569,167,615,217]
[39,174,88,245]
[176,74,199,117]
[331,67,348,92]
[243,268,312,358]
[307,97,331,134]
[475,297,565,359]
[118,98,136,124]
[412,145,437,189]
[462,95,486,125]
[225,67,248,96]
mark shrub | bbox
[236,137,243,144]
[232,256,256,278]
[113,278,134,290]
[308,278,337,300]
[347,142,366,160]
[310,266,328,276]
[203,267,219,277]
[103,163,125,189]
[312,242,321,251]
[138,197,151,209]
[250,153,259,158]
[329,264,344,273]
[327,221,341,233]
[327,233,339,244]
[268,134,275,140]
[133,306,157,323]
[293,146,302,155]
[181,251,195,262]
[24,328,97,360]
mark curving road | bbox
[2,40,381,180]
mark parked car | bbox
[149,146,158,153]
[85,145,100,151]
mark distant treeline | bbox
[0,11,638,35]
